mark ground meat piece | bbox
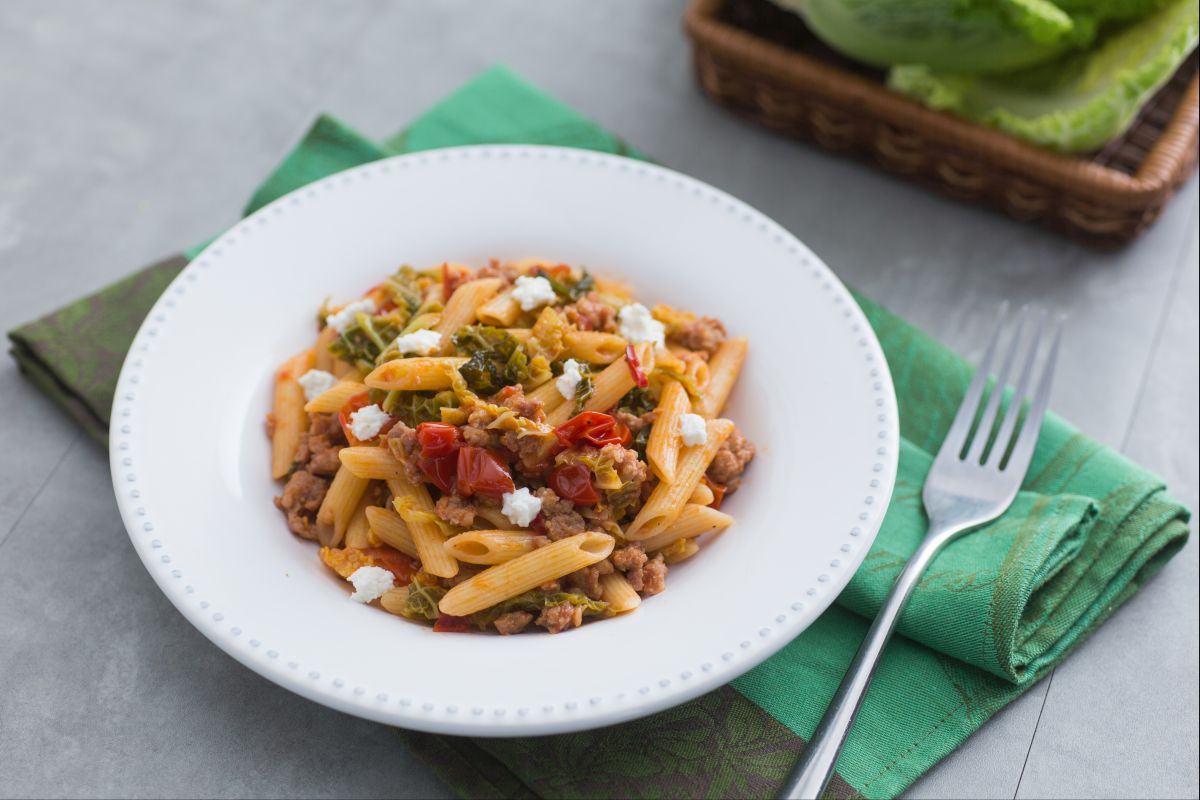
[536,602,584,634]
[599,443,648,485]
[490,385,544,421]
[294,414,346,476]
[639,554,667,596]
[274,470,330,540]
[476,259,522,283]
[534,487,587,541]
[706,427,755,492]
[500,430,552,477]
[435,495,476,527]
[611,543,648,573]
[614,409,657,435]
[383,421,425,484]
[562,292,617,333]
[670,316,726,356]
[493,610,533,635]
[462,407,501,448]
[564,560,614,600]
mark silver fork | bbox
[779,305,1064,799]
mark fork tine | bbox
[937,303,1009,461]
[1001,316,1063,474]
[986,310,1047,467]
[966,306,1028,464]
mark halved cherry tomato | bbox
[625,344,649,389]
[549,462,600,505]
[433,613,472,633]
[554,412,631,448]
[455,446,516,498]
[362,547,419,585]
[338,392,396,446]
[415,422,461,459]
[703,476,727,510]
[418,455,458,494]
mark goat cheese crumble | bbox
[325,298,377,334]
[511,275,557,311]
[349,403,390,441]
[393,328,443,355]
[347,566,394,603]
[679,413,708,446]
[297,369,337,402]
[501,487,543,527]
[617,302,665,346]
[555,358,585,401]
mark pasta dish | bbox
[269,260,753,634]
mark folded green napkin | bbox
[8,66,1188,799]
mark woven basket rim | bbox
[684,0,1199,208]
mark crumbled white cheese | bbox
[349,403,390,441]
[325,298,377,334]
[347,566,394,603]
[297,369,337,402]
[679,413,708,446]
[501,487,543,527]
[555,358,585,401]
[393,328,443,355]
[511,275,558,311]
[617,302,665,346]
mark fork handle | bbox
[778,537,947,799]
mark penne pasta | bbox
[332,359,361,380]
[339,446,409,480]
[599,572,641,613]
[314,325,337,372]
[505,328,532,342]
[439,532,614,616]
[476,289,521,327]
[701,337,748,418]
[379,585,410,617]
[304,380,367,414]
[364,357,467,391]
[443,530,548,565]
[433,278,503,352]
[645,380,689,484]
[662,538,701,564]
[564,331,628,364]
[343,495,374,549]
[688,482,715,506]
[638,504,734,552]
[270,349,314,480]
[528,377,569,417]
[387,476,458,578]
[474,506,520,530]
[624,419,734,540]
[364,505,418,558]
[316,465,370,547]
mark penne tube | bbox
[439,532,614,616]
[343,495,374,549]
[364,357,467,391]
[314,326,337,372]
[701,337,747,418]
[364,506,418,558]
[646,380,690,484]
[638,504,734,552]
[624,419,733,540]
[528,376,569,417]
[387,476,458,578]
[304,380,367,414]
[433,278,503,352]
[688,482,715,506]
[663,538,701,564]
[339,446,409,480]
[271,349,314,480]
[443,530,548,565]
[545,342,654,426]
[599,572,641,613]
[505,328,532,342]
[474,506,520,531]
[476,289,521,327]
[564,331,628,364]
[379,585,410,617]
[316,464,370,547]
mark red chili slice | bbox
[455,446,516,498]
[703,476,727,510]
[433,613,472,633]
[415,422,461,459]
[548,462,601,505]
[625,344,649,389]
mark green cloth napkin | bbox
[8,66,1189,799]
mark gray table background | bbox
[1,2,1196,797]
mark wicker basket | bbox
[684,0,1199,248]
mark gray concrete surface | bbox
[1,1,1196,798]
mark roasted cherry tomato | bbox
[548,462,601,505]
[554,411,630,448]
[624,344,649,389]
[703,476,727,510]
[362,547,419,585]
[417,455,458,494]
[338,392,395,445]
[455,446,516,498]
[415,422,461,459]
[433,613,472,633]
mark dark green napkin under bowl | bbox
[8,66,1189,799]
